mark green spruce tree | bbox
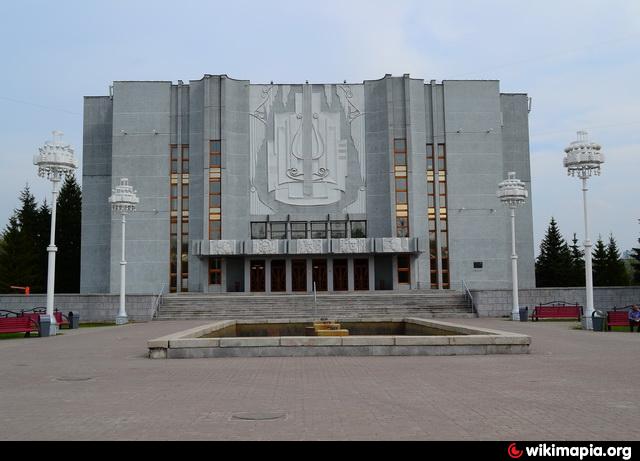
[535,217,574,287]
[605,234,629,286]
[55,175,82,293]
[0,185,46,293]
[569,233,585,287]
[592,236,608,287]
[631,220,640,285]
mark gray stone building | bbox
[81,74,535,295]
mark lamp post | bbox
[108,178,139,325]
[497,172,528,321]
[563,131,604,330]
[33,131,78,336]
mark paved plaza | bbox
[0,318,638,440]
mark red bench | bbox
[532,303,582,321]
[21,311,69,329]
[0,316,39,336]
[606,311,630,330]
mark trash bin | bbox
[592,310,606,332]
[68,311,80,329]
[519,307,529,322]
[38,315,51,337]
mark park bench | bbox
[606,307,633,331]
[0,316,39,336]
[20,309,70,329]
[531,302,582,321]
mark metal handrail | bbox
[151,283,166,320]
[461,280,476,315]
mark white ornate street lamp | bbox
[108,178,139,325]
[33,131,78,336]
[563,131,604,330]
[497,172,528,321]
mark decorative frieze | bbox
[332,238,368,254]
[209,240,237,256]
[251,240,281,255]
[294,239,325,254]
[379,238,411,253]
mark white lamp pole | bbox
[497,172,528,321]
[33,131,78,336]
[108,178,139,325]
[563,131,604,330]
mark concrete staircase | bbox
[156,291,475,321]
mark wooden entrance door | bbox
[312,259,327,291]
[292,259,307,292]
[271,260,286,292]
[250,260,265,292]
[333,259,348,291]
[354,259,369,291]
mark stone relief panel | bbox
[294,239,324,254]
[333,238,368,254]
[380,238,410,253]
[251,240,280,255]
[249,84,365,215]
[209,240,237,255]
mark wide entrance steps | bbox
[156,291,475,321]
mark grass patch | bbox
[608,326,639,333]
[0,332,35,340]
[79,323,117,328]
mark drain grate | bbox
[231,411,287,421]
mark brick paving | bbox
[0,318,638,440]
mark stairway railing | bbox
[151,283,166,320]
[461,280,476,315]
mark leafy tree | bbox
[55,175,82,293]
[535,217,574,287]
[568,233,585,287]
[605,234,629,286]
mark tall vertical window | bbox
[427,144,437,288]
[169,144,190,293]
[426,143,449,289]
[170,145,179,293]
[438,144,449,289]
[170,217,178,293]
[209,258,222,285]
[209,140,222,240]
[398,255,411,285]
[394,138,409,237]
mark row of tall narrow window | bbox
[394,139,409,237]
[170,144,189,293]
[427,143,449,289]
[209,140,221,240]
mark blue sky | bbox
[1,0,638,253]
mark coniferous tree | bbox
[35,201,51,290]
[569,233,585,287]
[605,234,629,286]
[535,217,574,287]
[592,236,608,287]
[0,186,46,293]
[631,221,640,285]
[55,175,82,293]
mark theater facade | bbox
[80,74,535,295]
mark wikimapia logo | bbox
[508,443,524,459]
[507,443,632,461]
